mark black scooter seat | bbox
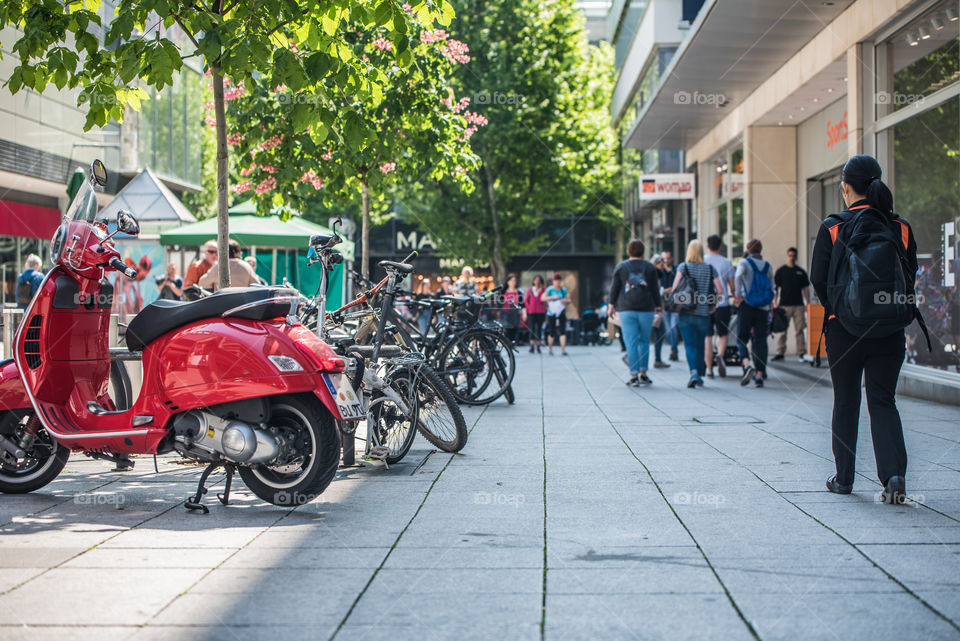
[125,287,298,351]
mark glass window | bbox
[890,97,960,369]
[613,1,650,71]
[877,0,960,116]
[730,198,744,256]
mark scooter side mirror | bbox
[91,159,107,186]
[117,209,140,236]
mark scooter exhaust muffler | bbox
[173,411,280,465]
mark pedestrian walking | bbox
[414,278,434,334]
[439,276,454,296]
[542,273,570,356]
[244,255,268,285]
[811,154,923,505]
[650,255,670,369]
[502,273,522,345]
[665,240,723,388]
[735,238,775,387]
[15,254,44,309]
[609,239,662,386]
[156,263,183,300]
[453,266,477,296]
[704,235,735,378]
[659,250,680,361]
[524,275,547,353]
[184,240,218,297]
[772,247,810,361]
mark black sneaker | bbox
[740,365,755,386]
[881,475,906,505]
[695,377,704,387]
[826,475,853,494]
[669,351,679,362]
[771,354,784,361]
[626,377,640,387]
[754,377,763,388]
[706,372,715,379]
[639,375,653,385]
[687,377,697,388]
[654,361,670,369]
[717,360,726,378]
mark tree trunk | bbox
[481,156,505,284]
[615,223,625,263]
[212,63,231,290]
[360,176,370,279]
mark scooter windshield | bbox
[63,178,98,224]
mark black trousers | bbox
[825,319,907,486]
[736,304,769,374]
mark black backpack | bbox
[620,261,656,310]
[825,206,921,340]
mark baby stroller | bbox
[579,309,611,346]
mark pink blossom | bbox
[462,126,478,140]
[299,170,323,190]
[224,81,247,101]
[204,115,217,127]
[273,83,288,93]
[453,96,470,114]
[379,162,396,174]
[227,132,246,146]
[372,37,392,51]
[239,166,254,177]
[464,111,488,126]
[421,29,448,44]
[402,3,412,12]
[204,69,212,77]
[440,39,470,64]
[259,134,284,151]
[322,153,332,161]
[254,176,277,194]
[203,101,214,110]
[441,96,452,107]
[233,181,252,194]
[260,165,276,174]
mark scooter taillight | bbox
[319,357,346,373]
[291,341,346,373]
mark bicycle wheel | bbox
[439,330,515,405]
[367,367,419,464]
[412,364,468,452]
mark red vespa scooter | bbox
[0,160,363,511]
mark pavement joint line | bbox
[408,449,437,476]
[569,354,763,641]
[0,475,124,530]
[694,432,960,634]
[539,350,547,639]
[328,404,489,641]
[131,504,299,641]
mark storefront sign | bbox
[396,230,435,252]
[639,173,695,200]
[943,222,955,287]
[826,111,849,149]
[722,173,744,198]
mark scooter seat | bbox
[125,287,299,352]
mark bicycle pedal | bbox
[363,446,391,468]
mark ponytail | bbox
[865,178,894,215]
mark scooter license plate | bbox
[321,373,365,421]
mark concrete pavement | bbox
[2,344,960,640]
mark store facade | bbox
[620,0,960,396]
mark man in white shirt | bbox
[703,235,735,378]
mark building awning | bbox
[0,201,61,239]
[624,0,854,150]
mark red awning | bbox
[0,201,61,239]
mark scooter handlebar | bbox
[109,257,137,279]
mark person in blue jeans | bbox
[609,239,662,386]
[665,240,724,388]
[658,251,680,361]
[650,255,670,368]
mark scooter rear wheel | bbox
[0,411,69,494]
[238,394,340,506]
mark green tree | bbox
[223,17,481,277]
[402,0,621,282]
[1,0,452,286]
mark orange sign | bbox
[827,111,848,149]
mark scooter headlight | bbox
[268,354,304,372]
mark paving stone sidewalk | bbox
[2,344,960,641]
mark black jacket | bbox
[810,199,918,317]
[610,258,662,312]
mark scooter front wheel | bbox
[0,411,69,494]
[238,394,340,506]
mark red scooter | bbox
[0,160,363,511]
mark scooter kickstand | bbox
[185,460,221,514]
[217,463,237,506]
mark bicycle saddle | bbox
[377,260,414,274]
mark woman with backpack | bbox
[734,238,776,388]
[811,154,920,506]
[665,240,723,388]
[609,239,662,386]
